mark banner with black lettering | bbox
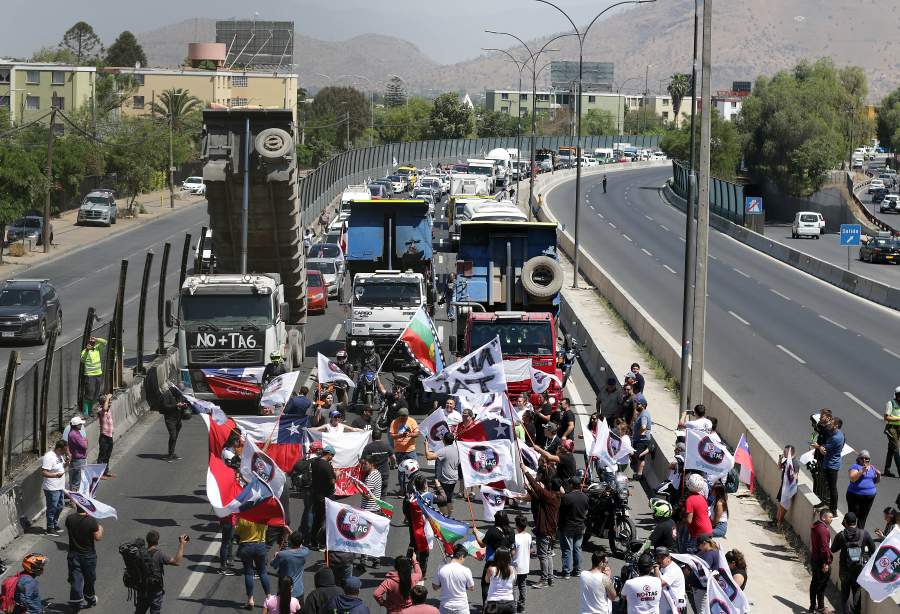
[260,371,300,415]
[422,337,506,398]
[856,526,900,602]
[685,428,735,480]
[456,439,515,487]
[325,498,390,557]
[588,419,634,467]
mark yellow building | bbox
[0,61,96,131]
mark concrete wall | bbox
[540,175,900,613]
[760,177,856,232]
[0,348,179,548]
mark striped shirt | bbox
[361,469,383,513]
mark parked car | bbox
[181,176,206,195]
[0,279,62,344]
[7,215,53,246]
[306,258,342,298]
[791,211,825,239]
[77,190,118,226]
[306,270,328,313]
[880,194,900,214]
[859,233,900,264]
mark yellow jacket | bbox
[80,338,107,376]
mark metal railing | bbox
[671,159,745,225]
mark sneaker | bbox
[553,570,570,580]
[884,470,897,478]
[45,529,60,537]
[530,580,548,590]
[85,595,98,608]
[570,571,580,578]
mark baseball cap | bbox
[309,441,323,452]
[323,445,336,456]
[329,409,341,418]
[398,407,409,416]
[843,512,858,526]
[634,394,648,407]
[654,546,670,557]
[70,416,85,426]
[344,576,362,591]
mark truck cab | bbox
[345,271,426,362]
[466,160,497,193]
[486,148,512,188]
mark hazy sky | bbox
[1,0,622,64]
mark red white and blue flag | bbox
[734,434,754,493]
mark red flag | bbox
[734,434,754,493]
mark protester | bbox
[283,387,311,417]
[648,500,677,550]
[846,450,881,529]
[261,351,287,387]
[351,405,375,430]
[401,585,439,614]
[41,439,68,536]
[830,512,876,614]
[264,575,302,613]
[535,439,577,482]
[775,445,798,527]
[235,518,270,609]
[157,383,188,462]
[621,553,661,612]
[579,551,616,614]
[136,529,186,614]
[389,408,419,493]
[79,336,106,417]
[523,469,561,588]
[550,397,576,452]
[294,442,321,545]
[329,576,370,614]
[304,568,343,614]
[808,508,833,614]
[67,416,88,494]
[310,409,364,434]
[406,473,445,576]
[681,474,712,553]
[630,398,652,481]
[512,514,531,613]
[309,444,336,549]
[96,394,115,477]
[617,382,635,425]
[725,549,748,590]
[12,553,47,614]
[424,433,459,516]
[432,545,475,614]
[373,554,422,613]
[874,507,898,541]
[596,378,620,425]
[629,363,645,394]
[883,386,900,477]
[484,547,516,613]
[65,499,102,610]
[362,429,395,496]
[813,416,845,514]
[678,403,712,433]
[709,483,729,538]
[270,531,310,601]
[690,536,719,611]
[557,478,589,579]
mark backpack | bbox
[724,467,740,494]
[844,531,867,574]
[0,572,25,614]
[292,458,313,490]
[119,539,161,599]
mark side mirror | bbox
[279,302,290,322]
[165,299,174,327]
[448,335,457,353]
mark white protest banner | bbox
[422,337,506,398]
[325,498,390,557]
[671,552,711,586]
[779,454,799,510]
[240,437,287,500]
[457,439,515,487]
[317,353,355,387]
[420,408,455,452]
[503,359,531,384]
[856,526,900,602]
[588,419,634,467]
[530,366,561,394]
[65,490,118,520]
[79,464,107,497]
[480,486,508,522]
[704,569,736,614]
[685,428,735,480]
[260,371,300,414]
[712,550,749,613]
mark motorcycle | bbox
[558,332,584,387]
[375,375,410,432]
[612,540,647,613]
[583,474,636,556]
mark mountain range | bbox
[136,2,900,101]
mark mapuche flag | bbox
[399,306,445,376]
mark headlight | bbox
[21,314,39,321]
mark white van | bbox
[791,211,825,239]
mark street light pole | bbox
[168,113,175,209]
[482,48,528,203]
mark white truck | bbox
[466,159,497,193]
[339,185,370,222]
[486,148,512,189]
[345,270,427,359]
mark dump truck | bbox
[169,108,306,403]
[449,221,565,402]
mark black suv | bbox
[0,279,62,344]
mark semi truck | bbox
[343,199,436,365]
[448,220,565,402]
[169,108,306,403]
[485,148,512,189]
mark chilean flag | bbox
[734,434,754,493]
[230,414,309,472]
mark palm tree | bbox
[150,88,201,130]
[667,73,692,123]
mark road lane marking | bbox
[663,264,677,275]
[178,538,219,598]
[61,277,85,289]
[438,325,444,343]
[843,391,882,420]
[728,311,751,326]
[608,222,617,229]
[330,324,342,341]
[818,314,847,330]
[679,236,686,242]
[641,248,653,257]
[776,344,806,364]
[709,254,718,261]
[589,205,595,210]
[769,288,792,301]
[659,225,670,232]
[598,213,604,219]
[622,234,633,242]
[645,214,654,221]
[883,347,900,360]
[732,267,751,279]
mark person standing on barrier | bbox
[883,386,900,477]
[41,440,68,536]
[79,336,106,417]
[67,416,88,493]
[96,394,115,478]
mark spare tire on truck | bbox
[255,128,293,159]
[521,255,563,298]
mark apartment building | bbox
[622,94,697,128]
[485,89,625,127]
[0,61,96,130]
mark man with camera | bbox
[135,529,188,614]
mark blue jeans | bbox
[44,489,64,530]
[67,551,97,605]
[396,451,416,491]
[711,520,728,538]
[238,542,270,598]
[134,589,164,614]
[69,458,86,492]
[219,521,234,565]
[559,530,583,575]
[536,534,554,582]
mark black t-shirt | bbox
[351,415,373,430]
[361,440,393,472]
[483,526,514,560]
[65,513,99,554]
[558,490,589,533]
[649,519,677,550]
[556,453,577,481]
[148,548,170,589]
[310,457,337,498]
[556,409,575,438]
[631,372,645,394]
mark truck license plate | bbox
[2,332,14,338]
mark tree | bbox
[427,93,474,140]
[659,109,741,180]
[583,109,616,136]
[0,142,46,263]
[150,88,202,130]
[475,108,519,138]
[307,86,370,149]
[877,88,900,152]
[667,73,692,121]
[94,73,139,116]
[31,47,78,64]
[623,106,663,134]
[375,97,432,143]
[105,31,147,68]
[384,76,407,108]
[60,21,104,65]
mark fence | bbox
[298,135,661,225]
[670,159,745,225]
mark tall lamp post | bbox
[615,77,643,136]
[482,47,529,202]
[534,0,658,288]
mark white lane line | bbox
[178,538,219,598]
[61,277,85,289]
[641,248,653,257]
[776,344,806,364]
[769,288,792,301]
[644,214,654,221]
[330,323,342,341]
[733,267,751,279]
[608,222,617,229]
[589,205,595,210]
[818,314,847,330]
[663,264,677,275]
[438,325,444,341]
[709,254,718,261]
[728,310,751,326]
[622,234,633,242]
[659,225,670,232]
[678,236,686,242]
[843,391,882,420]
[883,347,900,360]
[598,213,605,219]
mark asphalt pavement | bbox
[548,165,900,517]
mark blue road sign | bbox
[840,224,862,246]
[744,196,763,214]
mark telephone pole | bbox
[43,108,57,253]
[168,113,175,209]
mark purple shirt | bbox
[68,429,87,460]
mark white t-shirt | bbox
[325,422,345,433]
[659,562,686,614]
[513,531,532,575]
[434,560,474,610]
[41,451,66,491]
[621,575,662,614]
[580,570,614,614]
[684,417,712,433]
[444,409,463,427]
[485,569,515,602]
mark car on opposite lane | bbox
[181,176,206,195]
[0,279,62,344]
[880,194,900,214]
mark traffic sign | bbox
[840,224,861,246]
[744,196,763,214]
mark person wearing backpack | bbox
[3,553,46,614]
[830,512,876,614]
[134,530,187,614]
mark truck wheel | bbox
[255,128,293,159]
[521,255,564,298]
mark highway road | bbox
[548,165,900,516]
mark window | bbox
[233,75,248,87]
[25,95,40,110]
[229,97,248,107]
[132,95,145,109]
[662,98,669,106]
[25,70,39,85]
[536,93,550,102]
[51,94,64,110]
[0,69,10,83]
[500,92,509,100]
[0,96,9,108]
[662,111,669,120]
[520,93,527,100]
[133,73,144,85]
[51,71,65,85]
[588,95,596,103]
[501,107,509,114]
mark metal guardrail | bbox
[670,160,745,225]
[849,172,898,236]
